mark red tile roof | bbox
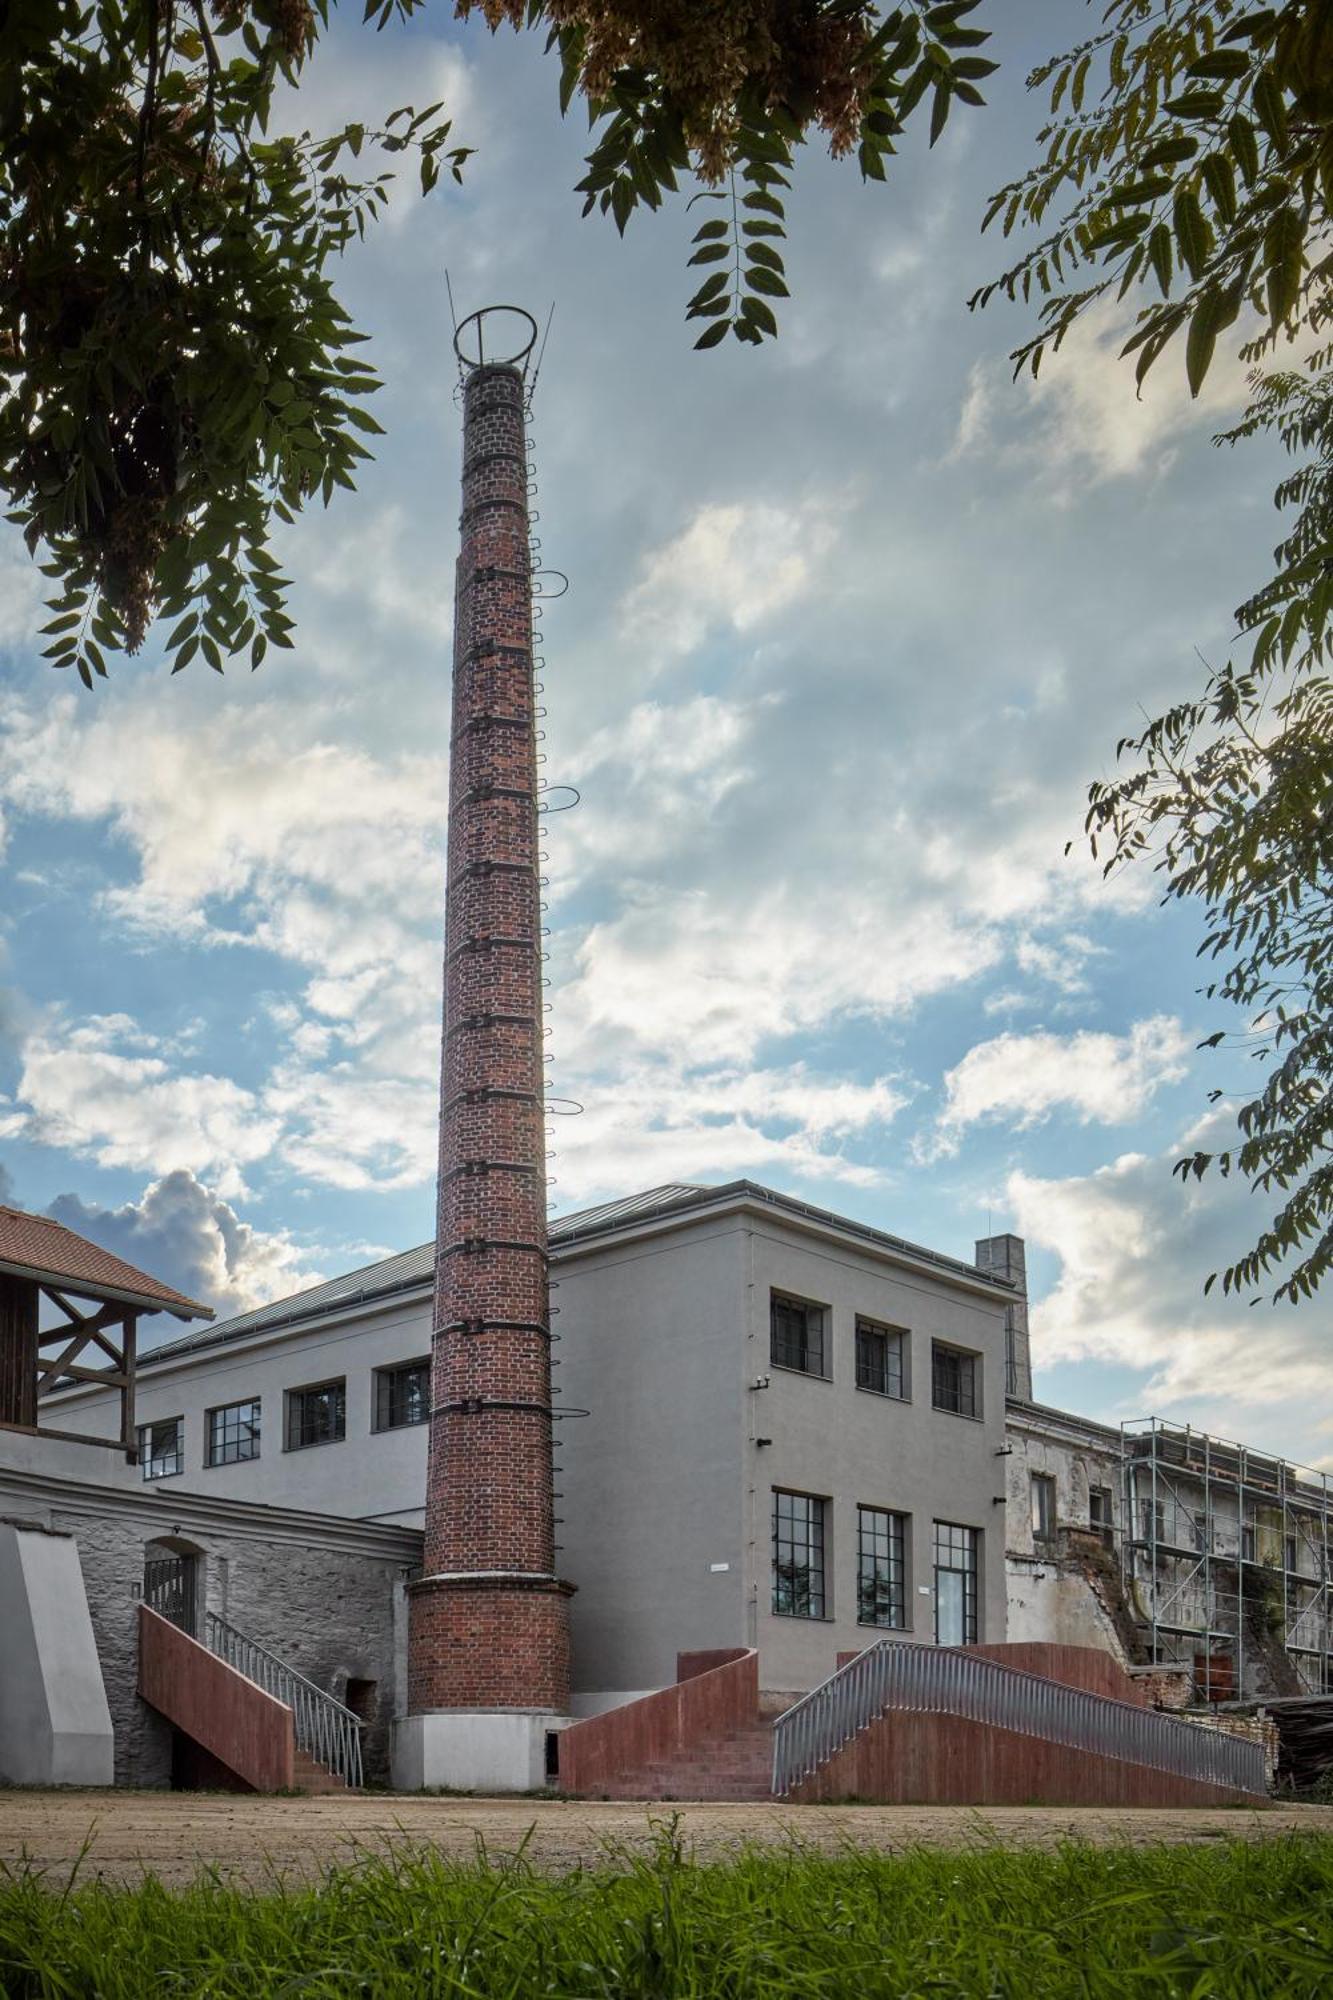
[0,1206,212,1321]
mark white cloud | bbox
[950,296,1255,486]
[620,500,841,662]
[549,1059,908,1211]
[1008,1119,1333,1465]
[930,1015,1191,1156]
[0,1014,280,1201]
[46,1171,324,1328]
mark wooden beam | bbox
[122,1313,138,1462]
[0,1272,38,1428]
[0,1417,138,1454]
[36,1362,129,1397]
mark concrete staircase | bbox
[292,1746,349,1796]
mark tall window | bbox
[934,1520,979,1644]
[772,1489,826,1618]
[857,1505,907,1627]
[139,1416,183,1481]
[770,1293,827,1377]
[206,1399,261,1467]
[375,1359,430,1431]
[931,1341,980,1418]
[1031,1473,1056,1542]
[855,1320,907,1399]
[1089,1485,1113,1532]
[286,1379,346,1451]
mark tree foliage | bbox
[972,0,1333,1303]
[1,0,468,687]
[0,2,994,682]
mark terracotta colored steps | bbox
[587,1723,776,1801]
[292,1748,348,1796]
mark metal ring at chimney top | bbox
[453,306,539,374]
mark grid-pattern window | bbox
[770,1293,827,1377]
[1031,1473,1056,1541]
[206,1399,261,1468]
[139,1416,183,1481]
[772,1489,826,1618]
[933,1520,979,1644]
[375,1359,430,1431]
[855,1320,907,1399]
[931,1341,980,1418]
[857,1505,907,1627]
[286,1379,346,1451]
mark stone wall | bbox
[0,1458,421,1787]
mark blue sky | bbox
[2,3,1330,1467]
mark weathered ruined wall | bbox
[0,1458,420,1787]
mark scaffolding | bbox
[1122,1418,1333,1701]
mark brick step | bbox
[292,1749,348,1796]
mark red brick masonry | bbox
[408,355,572,1715]
[138,1606,293,1792]
[559,1651,759,1795]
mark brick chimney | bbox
[974,1232,1032,1401]
[400,310,572,1787]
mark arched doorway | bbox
[143,1535,204,1637]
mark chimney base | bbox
[407,1569,574,1713]
[391,1708,566,1793]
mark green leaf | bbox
[1172,186,1211,280]
[1263,205,1304,326]
[1148,222,1173,297]
[1228,114,1260,185]
[1202,152,1237,226]
[1185,285,1237,397]
[693,319,730,351]
[745,267,790,300]
[1164,90,1225,122]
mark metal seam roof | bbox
[142,1179,1008,1367]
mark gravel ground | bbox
[2,1791,1332,1889]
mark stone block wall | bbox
[0,1460,420,1787]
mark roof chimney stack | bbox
[975,1231,1032,1401]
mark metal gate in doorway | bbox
[144,1554,197,1635]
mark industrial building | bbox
[0,309,1298,1808]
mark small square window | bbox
[139,1416,183,1481]
[286,1379,346,1451]
[1031,1472,1056,1541]
[855,1319,907,1399]
[375,1359,430,1431]
[770,1293,828,1377]
[931,1342,980,1419]
[206,1399,261,1468]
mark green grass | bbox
[3,1825,1333,1996]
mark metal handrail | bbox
[771,1640,1267,1798]
[202,1611,364,1789]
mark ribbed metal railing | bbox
[772,1641,1266,1798]
[202,1611,364,1789]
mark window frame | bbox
[373,1357,431,1433]
[284,1377,347,1453]
[854,1318,909,1401]
[139,1415,184,1482]
[1030,1472,1057,1542]
[205,1397,262,1469]
[930,1340,981,1420]
[771,1488,828,1619]
[933,1519,980,1645]
[1089,1484,1113,1531]
[856,1503,908,1629]
[769,1290,830,1380]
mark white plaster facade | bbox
[51,1181,1016,1703]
